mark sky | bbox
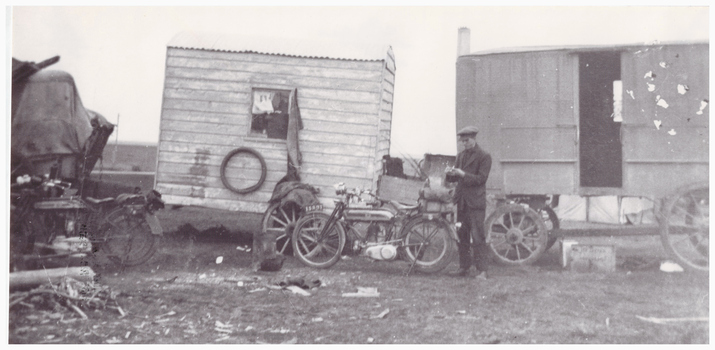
[7,5,710,158]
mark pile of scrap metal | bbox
[11,56,114,192]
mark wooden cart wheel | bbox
[485,204,549,266]
[537,205,560,251]
[261,201,301,255]
[660,182,709,272]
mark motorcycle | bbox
[10,174,165,271]
[291,183,458,274]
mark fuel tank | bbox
[343,208,394,222]
[34,197,87,210]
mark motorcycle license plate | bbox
[144,213,163,235]
[304,204,323,212]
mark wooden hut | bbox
[455,28,708,199]
[155,32,396,213]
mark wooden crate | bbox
[377,175,424,204]
[563,243,617,273]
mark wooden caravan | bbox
[155,32,396,214]
[457,41,708,198]
[456,28,708,271]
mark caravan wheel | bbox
[485,204,549,266]
[660,182,709,272]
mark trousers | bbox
[456,206,488,271]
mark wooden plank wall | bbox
[459,43,708,198]
[461,51,577,196]
[620,44,709,197]
[156,48,387,213]
[372,47,396,190]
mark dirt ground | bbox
[8,207,710,344]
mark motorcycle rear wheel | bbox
[401,217,456,273]
[100,208,157,267]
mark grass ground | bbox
[8,206,709,344]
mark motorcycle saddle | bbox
[115,193,146,206]
[85,197,115,205]
[389,200,419,211]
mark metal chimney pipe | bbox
[457,27,471,56]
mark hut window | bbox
[612,80,623,122]
[250,88,290,139]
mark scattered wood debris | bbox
[9,276,123,320]
[285,285,311,296]
[370,308,390,319]
[636,315,708,324]
[342,287,379,297]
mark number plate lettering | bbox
[304,204,323,212]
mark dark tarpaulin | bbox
[11,69,114,178]
[267,88,320,211]
[268,181,320,208]
[11,56,60,85]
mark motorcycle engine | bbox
[365,244,398,261]
[366,222,388,243]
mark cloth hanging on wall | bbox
[283,88,303,182]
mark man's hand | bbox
[452,168,466,178]
[446,167,465,178]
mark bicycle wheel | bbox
[401,217,456,273]
[291,212,345,269]
[220,147,267,194]
[100,208,157,266]
[486,204,548,266]
[262,201,301,255]
[9,210,42,271]
[660,183,708,272]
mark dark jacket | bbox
[452,144,492,210]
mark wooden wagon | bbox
[456,28,708,271]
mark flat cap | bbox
[457,126,479,136]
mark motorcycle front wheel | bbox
[291,212,346,269]
[401,217,456,274]
[100,208,157,266]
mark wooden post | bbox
[10,267,95,291]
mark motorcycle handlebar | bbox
[13,175,72,191]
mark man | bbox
[446,126,492,280]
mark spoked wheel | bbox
[401,217,456,273]
[262,201,302,255]
[291,212,345,269]
[100,208,157,267]
[660,183,708,272]
[536,205,560,251]
[486,204,549,266]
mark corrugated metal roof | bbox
[463,41,708,57]
[168,31,392,61]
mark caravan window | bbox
[249,88,290,140]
